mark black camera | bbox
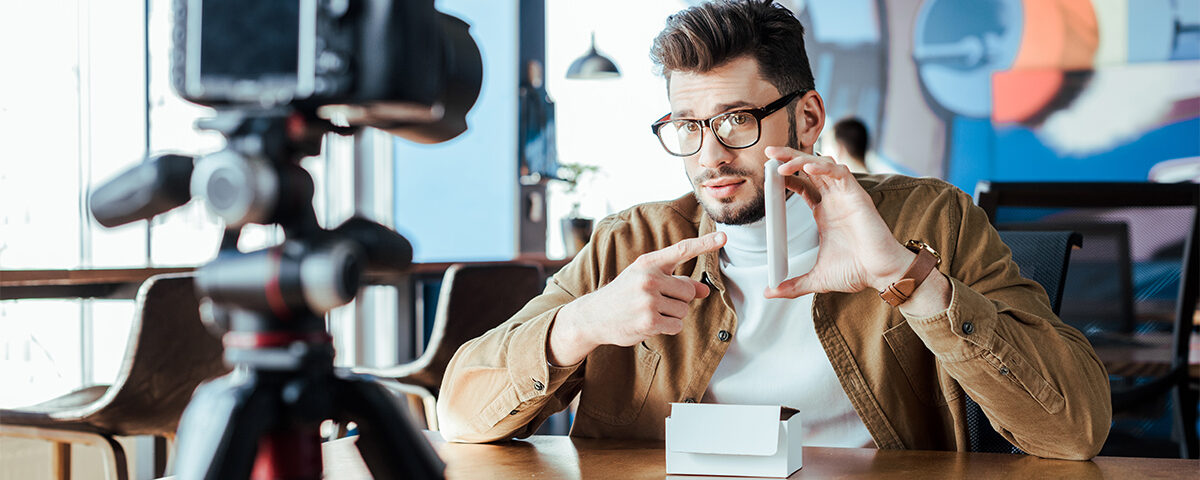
[171,0,482,143]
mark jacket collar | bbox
[694,201,726,294]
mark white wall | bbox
[392,0,521,262]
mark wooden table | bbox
[0,267,196,299]
[321,431,1199,479]
[0,257,570,300]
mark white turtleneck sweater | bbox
[703,193,873,448]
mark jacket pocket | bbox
[884,320,949,407]
[578,341,661,426]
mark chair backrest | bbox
[995,230,1083,315]
[1002,221,1135,336]
[87,273,229,435]
[966,229,1080,454]
[411,263,545,392]
[975,181,1200,458]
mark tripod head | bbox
[91,108,412,339]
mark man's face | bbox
[668,56,795,225]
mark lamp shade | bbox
[566,33,620,79]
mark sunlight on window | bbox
[0,300,84,408]
[0,1,85,270]
[0,0,224,408]
[89,300,136,387]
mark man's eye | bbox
[729,113,751,125]
[683,122,700,133]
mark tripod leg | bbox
[331,370,445,480]
[173,370,277,480]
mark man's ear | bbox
[795,90,825,151]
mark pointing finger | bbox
[641,232,727,273]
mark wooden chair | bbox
[0,274,228,479]
[975,181,1200,459]
[355,263,545,430]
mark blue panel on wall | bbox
[806,0,880,45]
[947,116,1200,193]
[945,116,995,194]
[393,0,518,263]
[990,117,1200,182]
[1127,0,1176,63]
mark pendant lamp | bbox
[566,32,621,79]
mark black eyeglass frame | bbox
[650,89,808,157]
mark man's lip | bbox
[702,178,746,188]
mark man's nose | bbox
[696,127,733,169]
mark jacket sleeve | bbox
[902,189,1111,460]
[437,218,617,443]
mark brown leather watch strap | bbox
[879,241,941,307]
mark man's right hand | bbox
[547,231,727,366]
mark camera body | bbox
[171,0,482,142]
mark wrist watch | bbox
[879,240,941,307]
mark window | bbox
[543,0,694,257]
[0,0,361,408]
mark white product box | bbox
[665,403,803,478]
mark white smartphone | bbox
[764,159,787,288]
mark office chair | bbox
[975,181,1200,459]
[965,229,1082,454]
[0,274,229,479]
[356,263,545,430]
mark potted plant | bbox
[557,162,600,257]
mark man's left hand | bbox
[762,146,915,299]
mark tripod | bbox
[92,109,444,479]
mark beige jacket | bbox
[438,175,1111,460]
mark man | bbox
[438,0,1110,460]
[831,116,870,174]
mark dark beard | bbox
[706,186,766,225]
[691,164,767,225]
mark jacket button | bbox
[717,330,731,342]
[999,366,1010,375]
[961,322,975,335]
[532,379,545,391]
[510,409,519,415]
[684,398,697,403]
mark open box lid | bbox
[667,403,799,456]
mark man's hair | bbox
[833,117,868,160]
[649,0,815,95]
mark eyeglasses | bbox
[650,90,806,157]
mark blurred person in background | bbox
[831,116,870,174]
